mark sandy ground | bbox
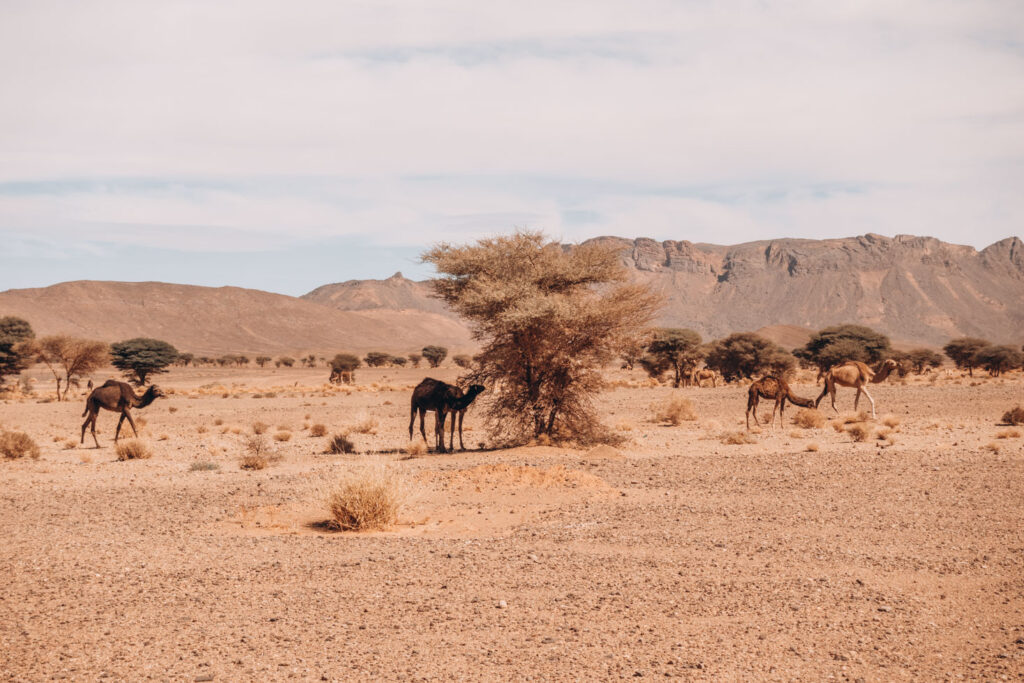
[1,365,1023,681]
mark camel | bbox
[409,378,485,453]
[746,376,816,429]
[690,368,718,388]
[81,380,164,447]
[815,359,898,419]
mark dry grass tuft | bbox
[995,428,1021,439]
[984,442,1001,454]
[349,416,379,435]
[403,439,427,457]
[1002,405,1024,426]
[881,414,901,428]
[62,439,77,450]
[214,418,224,426]
[721,431,757,445]
[792,408,825,429]
[847,423,872,442]
[196,425,207,434]
[115,439,152,460]
[273,431,292,442]
[805,442,820,452]
[650,396,697,425]
[168,406,178,413]
[309,423,328,437]
[327,433,356,455]
[239,454,268,470]
[252,421,269,435]
[0,430,41,459]
[190,461,220,471]
[831,419,846,433]
[324,465,410,531]
[615,420,634,432]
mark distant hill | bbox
[306,233,1024,348]
[2,233,1021,355]
[0,281,473,356]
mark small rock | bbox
[878,605,892,613]
[195,676,214,682]
[528,554,539,562]
[497,600,507,609]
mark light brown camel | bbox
[409,378,486,453]
[746,376,816,429]
[815,359,898,418]
[81,380,164,447]
[690,368,718,388]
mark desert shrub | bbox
[407,352,423,367]
[245,434,270,457]
[309,423,328,437]
[389,355,407,367]
[805,442,820,452]
[324,465,409,531]
[650,396,696,425]
[423,232,659,445]
[1002,406,1024,426]
[403,439,427,456]
[705,333,796,382]
[995,429,1021,439]
[273,431,292,442]
[847,423,872,442]
[984,442,1001,454]
[110,338,178,385]
[327,433,356,454]
[0,430,40,459]
[190,461,220,471]
[645,328,704,387]
[276,356,295,368]
[196,425,207,434]
[975,346,1024,377]
[881,415,901,428]
[721,431,757,445]
[115,439,152,460]
[792,408,825,429]
[349,416,378,435]
[422,345,448,368]
[214,418,224,426]
[452,354,473,369]
[252,421,269,435]
[239,454,268,470]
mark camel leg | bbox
[124,411,139,438]
[90,416,99,448]
[449,410,456,452]
[746,394,759,430]
[435,411,447,453]
[114,414,127,442]
[408,404,416,440]
[458,411,465,451]
[419,409,427,444]
[861,386,876,418]
[853,388,861,411]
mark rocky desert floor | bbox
[1,365,1023,681]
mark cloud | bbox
[0,0,1022,285]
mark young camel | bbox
[815,359,898,418]
[409,378,485,453]
[690,368,718,388]
[81,380,164,447]
[746,376,816,430]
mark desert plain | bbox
[1,365,1022,681]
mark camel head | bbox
[138,384,165,407]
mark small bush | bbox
[349,416,378,435]
[62,439,77,450]
[252,421,269,435]
[403,440,427,457]
[309,423,328,437]
[995,428,1021,439]
[792,408,825,429]
[190,461,220,471]
[805,442,820,452]
[881,415,901,428]
[0,430,41,459]
[1001,405,1024,426]
[196,425,207,434]
[273,431,292,442]
[847,424,872,442]
[984,442,1001,454]
[115,439,152,460]
[721,431,756,445]
[650,396,696,425]
[327,433,356,455]
[325,466,409,531]
[214,418,224,426]
[240,454,268,470]
[168,406,178,413]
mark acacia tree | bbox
[973,345,1024,376]
[31,335,109,400]
[110,338,179,385]
[645,328,703,387]
[904,348,944,374]
[255,356,271,368]
[422,345,448,368]
[407,352,423,368]
[364,351,390,367]
[452,354,473,369]
[942,337,991,376]
[424,232,661,444]
[796,324,891,372]
[0,317,35,388]
[705,332,796,382]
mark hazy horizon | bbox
[3,1,1023,295]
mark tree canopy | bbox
[422,345,448,368]
[31,335,109,400]
[645,328,703,387]
[110,338,179,385]
[942,337,991,376]
[796,324,891,371]
[705,332,796,381]
[0,316,35,387]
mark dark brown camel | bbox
[81,380,164,447]
[409,378,485,453]
[746,376,815,430]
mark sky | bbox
[1,0,1022,295]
